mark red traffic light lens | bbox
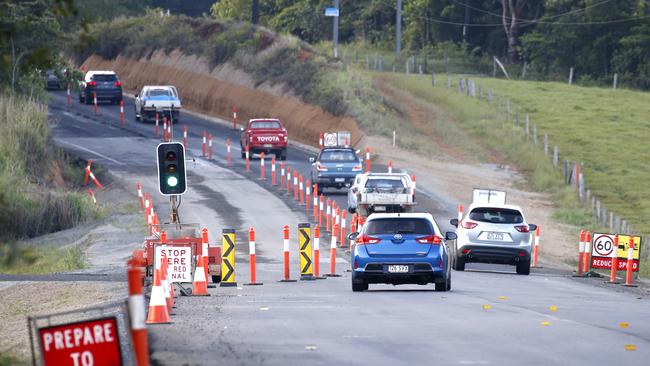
[166,151,176,161]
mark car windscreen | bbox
[250,121,281,129]
[364,178,405,192]
[149,89,172,97]
[364,218,434,235]
[91,74,118,82]
[469,207,524,224]
[319,150,357,162]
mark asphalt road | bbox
[47,90,650,365]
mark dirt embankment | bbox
[81,52,363,147]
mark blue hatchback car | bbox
[350,213,455,292]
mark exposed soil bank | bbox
[81,53,363,147]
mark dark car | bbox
[44,70,62,90]
[78,71,123,105]
[309,147,362,190]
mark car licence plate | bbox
[387,265,409,273]
[335,178,345,182]
[487,232,505,241]
[373,205,386,211]
[264,144,272,148]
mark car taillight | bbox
[87,81,97,87]
[356,234,380,245]
[461,221,478,229]
[115,81,121,87]
[352,164,362,171]
[316,163,328,172]
[416,235,442,245]
[514,225,530,233]
[284,135,288,142]
[249,136,253,143]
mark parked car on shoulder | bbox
[44,69,62,90]
[134,85,182,123]
[240,118,288,160]
[310,146,362,190]
[78,70,123,105]
[349,213,454,292]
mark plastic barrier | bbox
[136,182,144,210]
[340,210,347,248]
[163,117,168,141]
[183,125,188,147]
[245,145,250,173]
[624,237,637,287]
[119,100,125,128]
[271,156,277,185]
[365,147,371,173]
[609,234,620,284]
[388,160,393,173]
[259,152,266,180]
[280,225,296,282]
[305,179,311,211]
[226,138,232,166]
[127,262,149,366]
[286,167,292,195]
[280,162,286,189]
[192,255,209,296]
[245,227,263,285]
[93,92,98,115]
[319,194,324,227]
[313,184,319,219]
[583,231,592,274]
[208,134,213,160]
[299,175,305,205]
[325,224,341,277]
[314,226,322,278]
[202,130,207,157]
[576,230,586,276]
[532,226,540,268]
[326,198,331,232]
[155,113,159,137]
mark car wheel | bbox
[516,259,531,275]
[280,149,287,161]
[211,275,221,283]
[352,280,368,292]
[435,271,450,292]
[348,206,356,214]
[452,255,465,271]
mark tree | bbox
[499,0,527,63]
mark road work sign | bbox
[221,229,237,287]
[38,316,122,366]
[590,233,642,272]
[299,223,314,280]
[155,245,192,283]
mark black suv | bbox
[79,71,123,105]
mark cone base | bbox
[146,320,172,325]
[220,282,238,287]
[244,282,264,286]
[623,284,638,287]
[208,284,217,288]
[301,275,316,281]
[278,279,297,282]
[605,281,621,284]
[324,274,341,277]
[313,276,327,280]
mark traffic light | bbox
[157,142,187,195]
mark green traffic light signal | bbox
[157,142,186,195]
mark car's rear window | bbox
[92,74,118,82]
[250,121,281,129]
[320,150,357,162]
[364,218,434,235]
[364,178,404,191]
[149,89,172,97]
[469,207,523,224]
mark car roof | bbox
[367,213,434,220]
[249,118,280,122]
[320,147,355,152]
[86,70,116,75]
[364,173,409,179]
[467,203,523,212]
[144,85,176,89]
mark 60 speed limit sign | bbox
[593,234,615,257]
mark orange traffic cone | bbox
[146,269,171,324]
[161,255,174,312]
[193,256,209,296]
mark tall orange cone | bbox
[192,255,210,295]
[128,262,150,365]
[146,269,171,324]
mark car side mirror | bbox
[450,218,459,227]
[309,157,315,163]
[445,232,458,241]
[348,232,359,241]
[528,224,537,232]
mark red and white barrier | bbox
[232,105,238,130]
[365,147,371,173]
[457,203,464,224]
[350,213,358,247]
[334,207,341,243]
[202,130,207,157]
[319,194,324,226]
[163,117,168,141]
[412,174,417,199]
[299,175,305,205]
[306,180,311,214]
[226,138,232,166]
[192,255,209,296]
[208,133,213,160]
[314,225,321,278]
[293,174,299,201]
[583,231,592,274]
[286,167,291,195]
[155,113,160,137]
[246,227,262,285]
[340,210,347,248]
[83,160,92,186]
[166,119,172,142]
[201,228,209,280]
[66,83,72,107]
[245,145,250,173]
[576,230,586,276]
[136,182,144,211]
[183,125,188,147]
[271,156,277,185]
[127,262,149,365]
[325,224,341,277]
[259,152,266,180]
[624,237,636,287]
[609,234,620,284]
[88,169,103,190]
[280,225,295,282]
[326,198,332,232]
[312,184,318,219]
[280,162,286,189]
[319,132,323,149]
[388,160,393,173]
[120,100,125,127]
[532,226,541,268]
[93,92,98,115]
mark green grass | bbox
[0,354,27,366]
[0,242,86,275]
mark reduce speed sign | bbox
[593,234,614,257]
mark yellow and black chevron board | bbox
[221,229,237,287]
[299,223,315,280]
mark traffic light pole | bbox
[170,195,180,228]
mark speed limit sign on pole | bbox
[590,232,642,272]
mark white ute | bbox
[134,85,182,123]
[349,173,415,216]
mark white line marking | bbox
[56,139,125,165]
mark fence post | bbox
[465,79,470,96]
[432,72,435,87]
[609,212,614,232]
[506,98,511,115]
[553,146,559,168]
[478,85,483,101]
[602,207,607,226]
[488,89,494,104]
[525,114,530,136]
[447,77,451,89]
[596,200,601,223]
[563,160,569,183]
[533,124,538,145]
[578,173,585,202]
[568,67,574,85]
[622,220,627,234]
[613,73,618,89]
[544,134,549,156]
[615,215,621,233]
[590,195,595,217]
[498,95,502,112]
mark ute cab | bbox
[240,118,288,160]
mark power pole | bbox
[463,0,470,42]
[333,0,339,58]
[252,0,259,25]
[396,0,402,57]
